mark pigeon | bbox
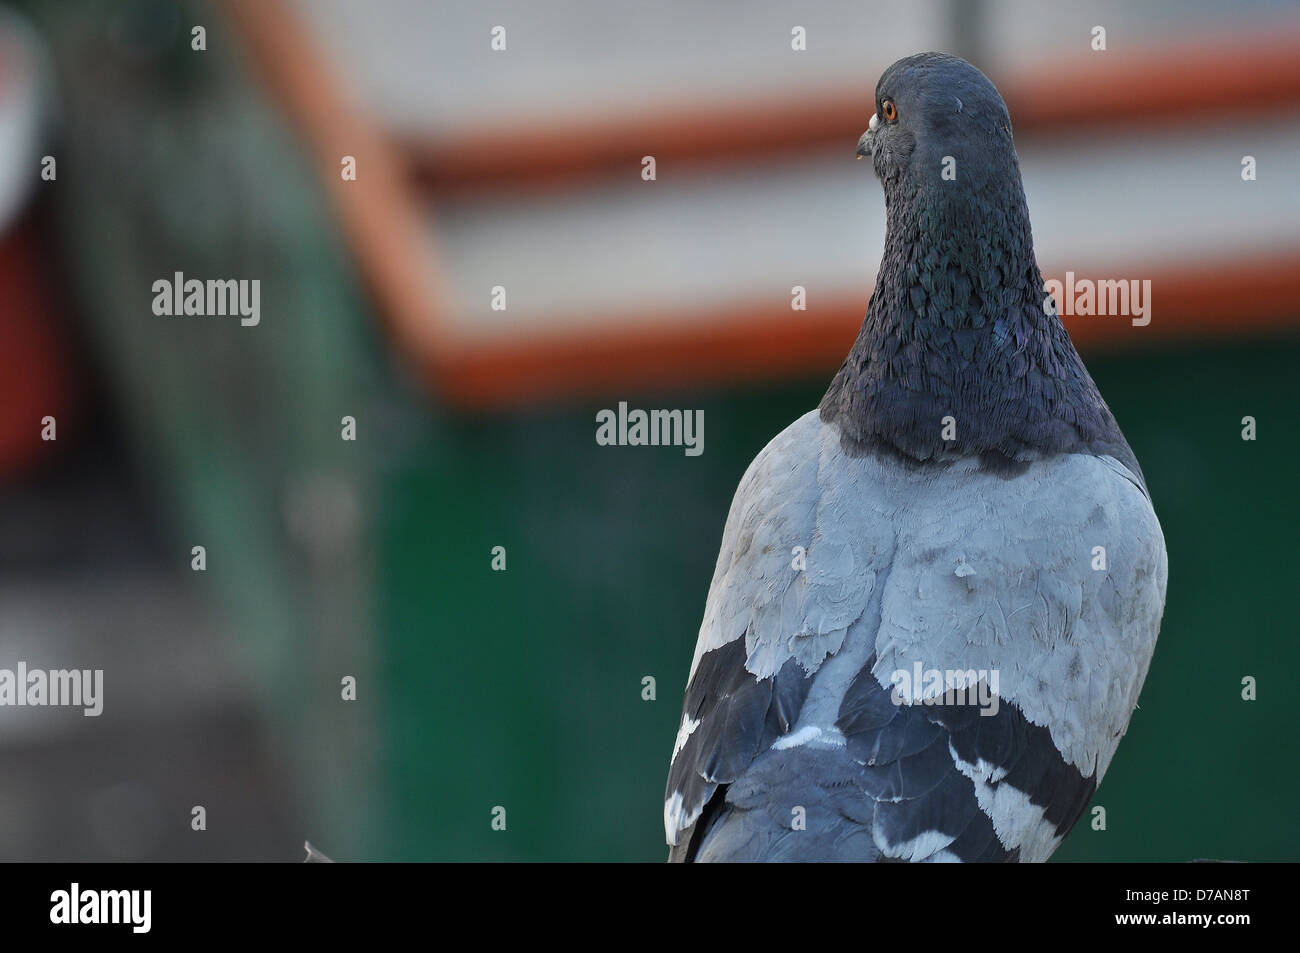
[664,52,1167,863]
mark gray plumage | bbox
[665,53,1167,862]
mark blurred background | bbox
[0,0,1296,862]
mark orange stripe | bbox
[221,0,448,356]
[408,31,1300,194]
[435,252,1300,410]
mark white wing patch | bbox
[769,724,846,751]
[671,716,700,762]
[876,826,958,862]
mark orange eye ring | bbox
[881,99,897,122]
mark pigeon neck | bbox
[819,179,1139,477]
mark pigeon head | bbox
[857,52,1017,204]
[822,52,1141,482]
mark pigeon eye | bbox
[882,99,898,122]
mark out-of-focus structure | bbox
[238,0,1300,407]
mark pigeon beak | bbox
[856,113,878,159]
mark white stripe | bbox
[671,716,700,761]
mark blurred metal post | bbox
[947,0,986,67]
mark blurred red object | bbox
[0,9,75,481]
[0,215,75,480]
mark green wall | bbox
[380,336,1300,862]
